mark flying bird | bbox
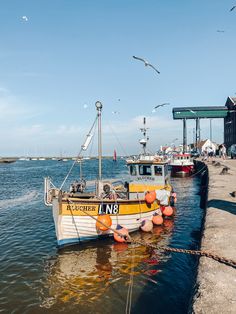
[217,30,225,33]
[154,103,170,109]
[112,111,120,114]
[230,5,236,11]
[133,56,160,74]
[22,16,28,22]
[152,103,169,113]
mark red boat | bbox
[170,153,194,177]
[113,149,117,162]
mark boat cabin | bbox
[173,153,191,160]
[127,160,170,200]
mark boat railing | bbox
[44,177,58,206]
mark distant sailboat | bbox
[113,149,117,162]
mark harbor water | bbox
[0,159,204,313]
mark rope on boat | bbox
[66,199,236,268]
[59,115,98,190]
[188,163,208,178]
[66,199,132,241]
[125,243,135,314]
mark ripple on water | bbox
[0,161,204,313]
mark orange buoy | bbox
[96,214,112,231]
[114,224,129,243]
[162,206,174,217]
[141,219,153,232]
[152,214,163,225]
[145,191,156,204]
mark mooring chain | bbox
[131,239,236,268]
[66,199,236,269]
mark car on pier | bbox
[190,149,200,158]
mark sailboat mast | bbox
[95,101,103,180]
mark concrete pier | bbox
[193,159,236,314]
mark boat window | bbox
[139,165,152,176]
[130,165,137,176]
[154,166,162,176]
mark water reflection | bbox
[41,220,174,311]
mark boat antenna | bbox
[139,117,149,155]
[95,101,103,180]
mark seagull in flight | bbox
[133,56,160,74]
[217,30,225,33]
[152,103,169,113]
[154,103,170,109]
[22,16,29,22]
[230,5,236,11]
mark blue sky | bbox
[0,0,235,156]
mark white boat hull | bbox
[52,199,158,247]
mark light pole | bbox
[210,119,212,142]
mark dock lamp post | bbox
[210,119,213,142]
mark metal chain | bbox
[131,239,236,269]
[66,199,236,268]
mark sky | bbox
[0,0,236,156]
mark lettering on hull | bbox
[66,205,97,211]
[98,204,119,215]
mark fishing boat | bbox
[169,152,194,177]
[44,102,175,247]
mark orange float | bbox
[162,206,174,217]
[96,214,112,231]
[145,191,156,204]
[114,224,129,243]
[152,214,163,225]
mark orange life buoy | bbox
[96,214,112,231]
[152,214,163,225]
[162,206,174,217]
[145,191,156,204]
[114,224,129,243]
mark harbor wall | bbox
[193,160,236,314]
